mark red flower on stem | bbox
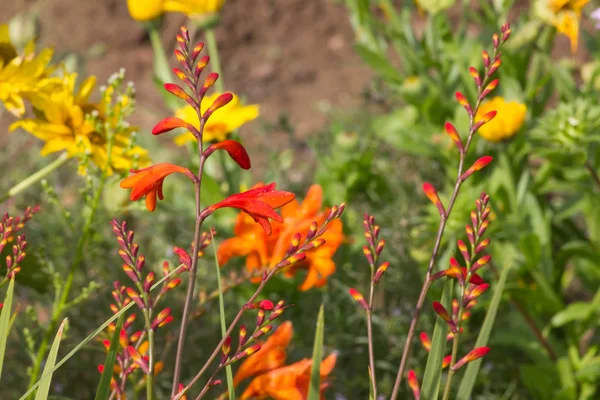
[120,163,196,212]
[202,183,295,235]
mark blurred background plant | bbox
[1,0,600,399]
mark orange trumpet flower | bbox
[217,184,343,290]
[240,353,337,400]
[120,163,193,211]
[204,182,295,235]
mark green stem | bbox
[205,29,224,93]
[144,309,155,400]
[442,328,462,400]
[27,136,114,392]
[147,23,172,85]
[0,152,70,204]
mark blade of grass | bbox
[421,279,454,399]
[35,318,67,400]
[0,277,15,379]
[20,266,180,399]
[210,232,235,399]
[456,259,513,400]
[307,304,325,400]
[94,314,124,400]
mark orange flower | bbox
[217,185,343,290]
[205,183,295,235]
[233,321,293,386]
[240,353,337,400]
[120,163,191,211]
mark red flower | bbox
[120,163,191,212]
[204,183,294,235]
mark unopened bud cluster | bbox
[1,206,39,279]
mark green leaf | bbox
[457,252,513,400]
[307,304,325,400]
[551,302,594,327]
[35,318,67,400]
[354,43,402,85]
[0,277,15,379]
[94,314,124,400]
[211,233,235,400]
[421,279,454,399]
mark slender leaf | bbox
[210,233,235,399]
[307,304,325,400]
[35,318,67,400]
[421,279,454,399]
[456,258,513,400]
[20,267,179,399]
[0,277,15,379]
[94,314,124,400]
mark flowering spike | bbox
[478,220,489,237]
[252,324,273,340]
[432,301,456,331]
[451,346,491,371]
[174,49,186,65]
[488,58,502,76]
[444,122,464,151]
[127,346,149,374]
[375,240,385,256]
[373,261,390,283]
[466,225,475,245]
[349,288,369,311]
[407,370,420,400]
[231,344,262,363]
[203,92,233,120]
[306,221,318,241]
[422,183,446,216]
[136,256,145,272]
[179,25,190,43]
[256,310,265,327]
[165,278,182,292]
[203,140,251,170]
[461,156,493,181]
[419,332,431,351]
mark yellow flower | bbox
[549,0,589,53]
[126,0,225,21]
[126,0,164,21]
[476,97,527,142]
[174,92,259,145]
[163,0,225,17]
[10,73,150,174]
[0,24,59,117]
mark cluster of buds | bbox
[271,204,345,275]
[1,206,39,279]
[348,213,389,311]
[173,227,216,271]
[102,219,184,397]
[428,192,493,372]
[221,300,288,370]
[152,25,250,172]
